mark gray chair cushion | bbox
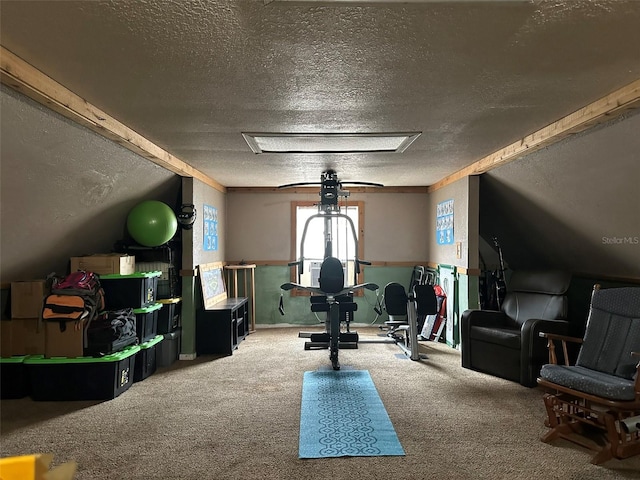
[540,364,636,401]
[576,287,640,380]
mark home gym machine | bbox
[280,258,378,370]
[278,170,380,370]
[394,283,438,361]
[372,266,439,362]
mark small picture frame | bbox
[198,262,227,309]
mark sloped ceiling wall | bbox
[0,86,182,282]
[480,111,640,280]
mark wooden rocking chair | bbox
[537,284,640,464]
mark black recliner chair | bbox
[461,270,571,387]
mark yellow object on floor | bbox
[0,454,76,480]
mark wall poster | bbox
[436,199,454,245]
[203,204,218,251]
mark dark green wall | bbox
[255,265,417,326]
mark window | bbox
[290,201,365,292]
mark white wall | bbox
[226,191,430,264]
[427,176,479,270]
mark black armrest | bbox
[520,318,570,386]
[461,309,509,329]
[522,318,569,357]
[523,318,569,341]
[460,309,509,370]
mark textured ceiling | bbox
[1,0,640,187]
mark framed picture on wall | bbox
[198,262,227,309]
[436,199,454,245]
[203,204,218,251]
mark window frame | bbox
[289,200,365,296]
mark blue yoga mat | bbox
[299,369,405,458]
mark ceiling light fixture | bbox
[242,132,421,154]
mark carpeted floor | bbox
[1,327,639,479]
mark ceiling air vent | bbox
[242,132,421,154]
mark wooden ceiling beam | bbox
[0,46,226,193]
[3,44,638,195]
[427,78,640,192]
[226,186,428,194]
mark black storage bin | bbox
[24,345,139,401]
[157,328,181,367]
[0,356,29,399]
[85,334,138,358]
[157,298,181,334]
[134,303,161,343]
[134,335,162,382]
[100,271,161,310]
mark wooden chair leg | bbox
[601,411,640,462]
[605,413,621,452]
[542,394,559,428]
[590,445,614,465]
[541,394,576,443]
[542,423,574,443]
[540,389,640,463]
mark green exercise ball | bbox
[127,200,178,247]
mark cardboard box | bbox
[45,320,86,358]
[70,254,135,276]
[11,280,47,319]
[11,318,45,355]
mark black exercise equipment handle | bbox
[288,260,303,275]
[355,259,371,274]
